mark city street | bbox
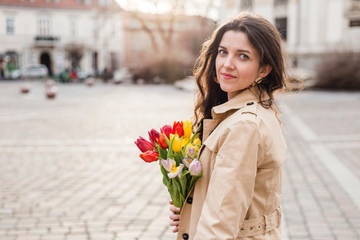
[0,80,359,240]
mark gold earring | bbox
[252,77,262,87]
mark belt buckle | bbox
[264,214,268,231]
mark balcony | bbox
[345,1,360,16]
[34,35,60,47]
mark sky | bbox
[115,0,220,20]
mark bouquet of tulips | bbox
[134,120,202,209]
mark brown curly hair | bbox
[193,12,287,138]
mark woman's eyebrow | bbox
[238,49,251,54]
[218,45,251,54]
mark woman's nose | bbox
[224,56,235,69]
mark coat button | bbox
[182,233,189,240]
[246,102,254,106]
[186,197,193,204]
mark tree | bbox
[122,0,217,54]
[65,44,84,69]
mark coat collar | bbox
[201,87,269,142]
[212,87,269,117]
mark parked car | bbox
[76,69,91,81]
[10,69,22,79]
[20,64,49,79]
[112,68,133,84]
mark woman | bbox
[169,12,287,239]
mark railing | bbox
[34,35,60,47]
[274,0,288,6]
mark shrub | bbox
[133,56,192,84]
[314,52,360,90]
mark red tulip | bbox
[157,134,168,149]
[140,150,159,163]
[161,124,172,138]
[172,121,184,137]
[134,136,155,153]
[148,129,160,144]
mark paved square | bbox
[0,81,359,240]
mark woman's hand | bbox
[169,201,181,233]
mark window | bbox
[349,19,360,27]
[240,0,252,9]
[70,18,77,37]
[275,17,287,41]
[38,17,51,36]
[274,0,288,5]
[6,17,15,35]
[98,0,110,7]
[77,0,91,4]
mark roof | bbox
[0,0,122,11]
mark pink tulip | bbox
[161,158,184,179]
[182,156,192,168]
[189,158,202,176]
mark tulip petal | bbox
[183,120,192,138]
[134,136,155,153]
[139,150,159,163]
[148,129,160,144]
[189,158,202,175]
[168,163,184,179]
[182,157,192,168]
[186,147,195,157]
[161,158,175,172]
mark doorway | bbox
[40,52,52,76]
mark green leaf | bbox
[172,179,180,207]
[167,136,175,158]
[167,179,175,203]
[180,174,188,197]
[159,162,169,184]
[190,123,202,143]
[178,193,185,209]
[173,152,183,165]
[164,134,171,146]
[158,147,167,160]
[162,176,168,186]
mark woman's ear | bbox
[259,65,272,78]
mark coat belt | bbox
[237,207,282,238]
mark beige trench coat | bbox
[177,88,287,240]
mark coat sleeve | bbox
[194,119,262,240]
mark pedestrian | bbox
[169,12,287,239]
[69,68,78,82]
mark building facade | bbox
[122,11,215,70]
[0,0,124,78]
[218,0,360,70]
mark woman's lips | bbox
[221,73,236,79]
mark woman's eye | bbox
[240,54,249,60]
[218,49,227,55]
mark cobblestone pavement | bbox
[278,91,360,240]
[0,81,359,240]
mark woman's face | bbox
[215,30,271,99]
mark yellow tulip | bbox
[181,137,190,147]
[183,120,192,138]
[186,143,200,156]
[193,136,201,146]
[171,134,182,153]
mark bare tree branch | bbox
[130,12,159,51]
